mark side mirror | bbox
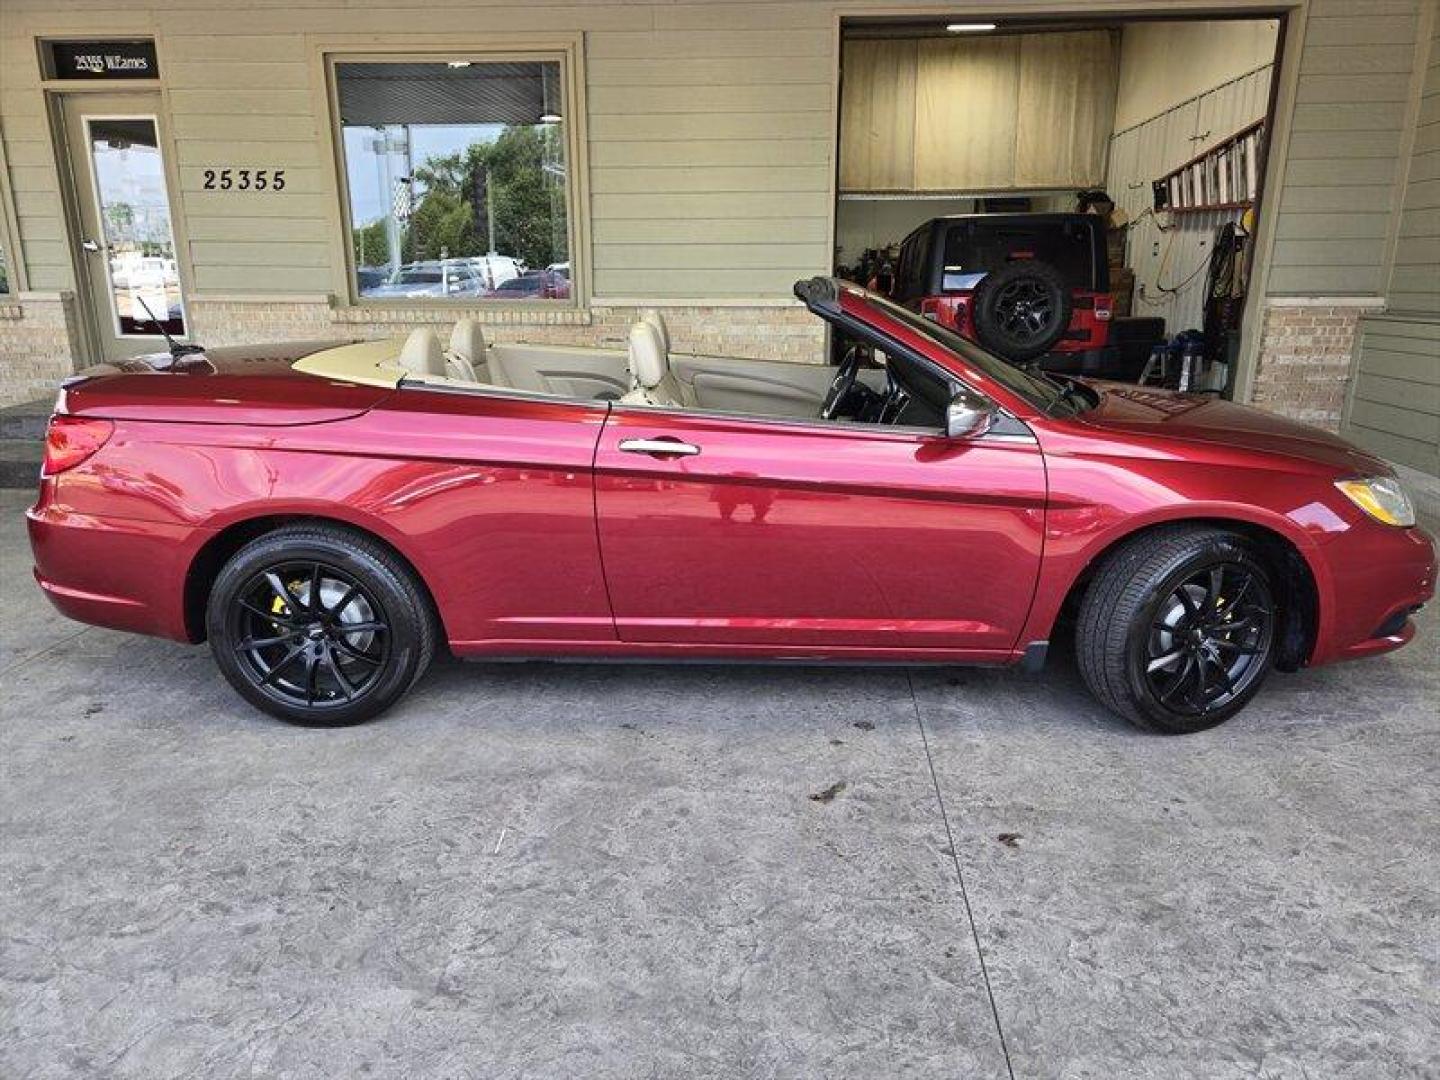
[946,387,998,439]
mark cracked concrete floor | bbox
[1,489,1437,1079]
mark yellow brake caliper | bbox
[271,580,303,621]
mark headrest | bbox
[628,321,668,389]
[638,308,671,355]
[397,327,447,377]
[449,319,486,365]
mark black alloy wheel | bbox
[207,525,435,726]
[1077,526,1279,733]
[228,560,391,711]
[1142,562,1274,718]
[995,277,1056,340]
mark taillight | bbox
[1094,294,1113,320]
[920,297,962,330]
[42,415,114,476]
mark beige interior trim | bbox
[292,338,405,388]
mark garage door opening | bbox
[835,13,1285,397]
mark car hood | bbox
[1071,382,1389,476]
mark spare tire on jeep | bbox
[970,260,1073,363]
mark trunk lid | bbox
[59,340,394,426]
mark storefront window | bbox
[333,58,572,303]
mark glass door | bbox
[62,93,187,359]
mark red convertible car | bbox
[27,278,1435,733]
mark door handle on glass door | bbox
[617,438,701,458]
[81,239,104,253]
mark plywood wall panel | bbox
[840,30,1113,194]
[1015,31,1117,189]
[913,36,1018,191]
[838,39,916,193]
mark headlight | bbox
[1335,476,1416,528]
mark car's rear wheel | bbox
[1077,526,1277,733]
[971,260,1073,363]
[206,525,435,726]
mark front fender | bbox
[1019,452,1346,661]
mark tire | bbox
[206,524,436,726]
[971,260,1073,363]
[1076,526,1277,734]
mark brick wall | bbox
[1249,301,1384,432]
[189,300,826,363]
[0,295,81,407]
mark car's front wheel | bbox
[1077,526,1277,733]
[206,524,435,725]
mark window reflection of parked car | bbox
[363,260,484,299]
[355,267,388,294]
[546,261,570,279]
[487,270,570,300]
[465,255,523,292]
[110,253,179,290]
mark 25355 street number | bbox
[202,168,286,191]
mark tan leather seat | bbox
[619,321,685,408]
[638,308,671,356]
[447,319,488,382]
[397,327,447,378]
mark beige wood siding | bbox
[0,0,837,302]
[1387,16,1440,313]
[1343,317,1440,474]
[1,26,71,293]
[1346,16,1440,477]
[0,0,1432,309]
[1269,0,1426,296]
[581,5,834,297]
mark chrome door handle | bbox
[618,437,701,458]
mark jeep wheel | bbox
[971,260,1073,363]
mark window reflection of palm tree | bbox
[713,472,774,523]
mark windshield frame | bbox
[849,286,1089,417]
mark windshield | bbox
[393,270,442,285]
[862,290,1090,416]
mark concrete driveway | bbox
[2,488,1436,1079]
